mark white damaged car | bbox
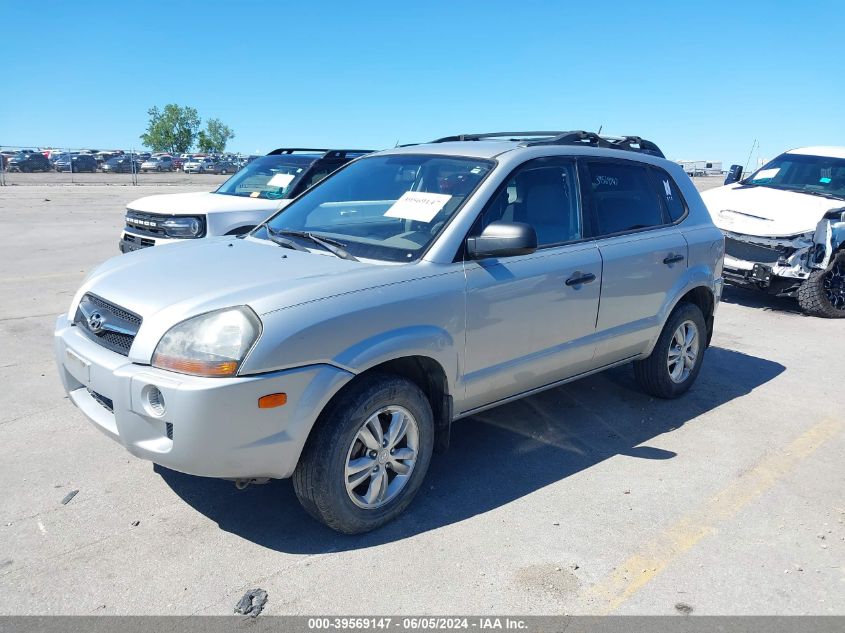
[701,146,845,317]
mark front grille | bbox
[88,390,114,412]
[73,294,142,356]
[725,236,783,264]
[165,422,174,440]
[124,210,169,237]
[84,294,141,327]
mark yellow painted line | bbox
[580,417,842,614]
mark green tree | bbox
[197,118,236,153]
[140,104,201,154]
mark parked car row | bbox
[1,148,254,173]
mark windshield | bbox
[256,154,494,262]
[745,152,845,199]
[215,155,315,199]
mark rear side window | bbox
[585,161,666,236]
[651,170,687,222]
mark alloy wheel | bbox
[667,319,699,383]
[344,405,419,509]
[822,262,845,311]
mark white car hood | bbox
[700,184,844,237]
[127,191,286,216]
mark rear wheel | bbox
[798,255,845,318]
[293,373,434,534]
[634,302,707,399]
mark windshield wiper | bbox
[266,228,308,252]
[796,189,845,201]
[272,229,359,261]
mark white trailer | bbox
[677,160,722,177]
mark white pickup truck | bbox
[119,148,372,253]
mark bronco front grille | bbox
[73,294,141,356]
[725,236,783,264]
[124,210,169,237]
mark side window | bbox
[651,169,687,222]
[303,166,334,190]
[585,161,666,236]
[478,160,580,247]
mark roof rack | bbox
[431,131,664,158]
[432,132,569,143]
[268,148,374,159]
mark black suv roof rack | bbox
[268,148,374,159]
[431,131,664,158]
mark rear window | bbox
[585,161,666,236]
[651,170,687,222]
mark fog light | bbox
[144,385,166,417]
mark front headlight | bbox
[161,216,205,238]
[152,307,261,377]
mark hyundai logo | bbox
[87,311,106,333]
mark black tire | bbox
[293,372,434,534]
[634,302,707,399]
[797,255,845,318]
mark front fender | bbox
[333,325,457,385]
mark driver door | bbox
[461,157,602,413]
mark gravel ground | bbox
[0,177,842,616]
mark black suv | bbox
[7,151,51,172]
[55,154,98,173]
[102,156,143,173]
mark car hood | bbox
[127,191,286,215]
[700,184,845,237]
[70,237,413,362]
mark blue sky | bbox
[2,1,842,166]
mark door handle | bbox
[565,272,596,286]
[663,253,685,265]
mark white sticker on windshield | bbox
[754,168,779,180]
[267,173,295,188]
[384,192,452,223]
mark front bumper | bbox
[119,230,184,252]
[722,255,806,295]
[54,315,353,479]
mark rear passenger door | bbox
[580,159,688,366]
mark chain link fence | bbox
[0,145,245,186]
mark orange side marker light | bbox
[258,393,287,409]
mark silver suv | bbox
[54,131,725,533]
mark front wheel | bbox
[634,302,707,399]
[293,373,434,534]
[797,255,845,318]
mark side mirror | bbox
[466,221,537,259]
[724,164,743,185]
